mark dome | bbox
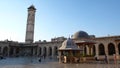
[72,31,90,39]
[59,38,81,50]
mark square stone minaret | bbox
[25,5,36,43]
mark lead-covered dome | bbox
[58,38,81,50]
[72,31,90,39]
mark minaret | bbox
[25,5,36,43]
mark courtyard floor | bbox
[0,57,119,68]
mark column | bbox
[104,43,109,63]
[58,51,62,63]
[52,47,55,58]
[13,48,16,56]
[37,47,39,56]
[95,44,99,57]
[47,47,49,57]
[91,46,93,55]
[86,45,89,55]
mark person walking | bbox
[95,55,99,61]
[38,56,41,62]
[38,57,41,62]
[104,54,108,64]
[113,54,117,64]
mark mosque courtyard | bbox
[0,57,119,68]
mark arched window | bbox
[54,46,58,56]
[99,44,105,55]
[3,47,8,56]
[48,47,52,56]
[108,43,115,55]
[10,47,14,56]
[16,47,19,56]
[39,47,41,56]
[43,47,47,56]
[118,43,120,55]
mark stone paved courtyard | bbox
[0,57,120,68]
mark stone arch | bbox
[39,47,42,56]
[16,47,19,56]
[118,43,120,55]
[43,47,47,57]
[54,46,58,56]
[92,45,96,56]
[9,47,14,56]
[3,46,8,56]
[98,43,105,55]
[48,47,52,56]
[108,43,115,55]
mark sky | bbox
[0,0,120,42]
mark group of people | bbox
[94,54,118,64]
[94,54,108,64]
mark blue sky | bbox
[0,0,120,42]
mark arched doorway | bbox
[16,47,19,56]
[108,43,115,55]
[48,47,52,56]
[43,47,47,57]
[93,45,96,56]
[54,46,58,56]
[3,47,8,56]
[99,44,105,55]
[39,47,41,56]
[9,47,14,56]
[118,43,120,55]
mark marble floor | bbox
[0,57,119,68]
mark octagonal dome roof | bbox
[72,31,90,39]
[58,38,82,50]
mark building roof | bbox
[58,38,82,50]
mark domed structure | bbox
[59,38,81,50]
[72,31,90,39]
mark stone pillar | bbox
[104,43,108,55]
[86,45,89,55]
[115,42,119,61]
[91,46,93,55]
[37,47,39,56]
[1,47,3,55]
[115,42,119,55]
[95,44,99,57]
[58,51,62,63]
[52,47,55,58]
[47,47,49,57]
[82,45,85,56]
[41,47,44,56]
[104,43,109,63]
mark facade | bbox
[0,5,120,61]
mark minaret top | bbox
[28,5,36,10]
